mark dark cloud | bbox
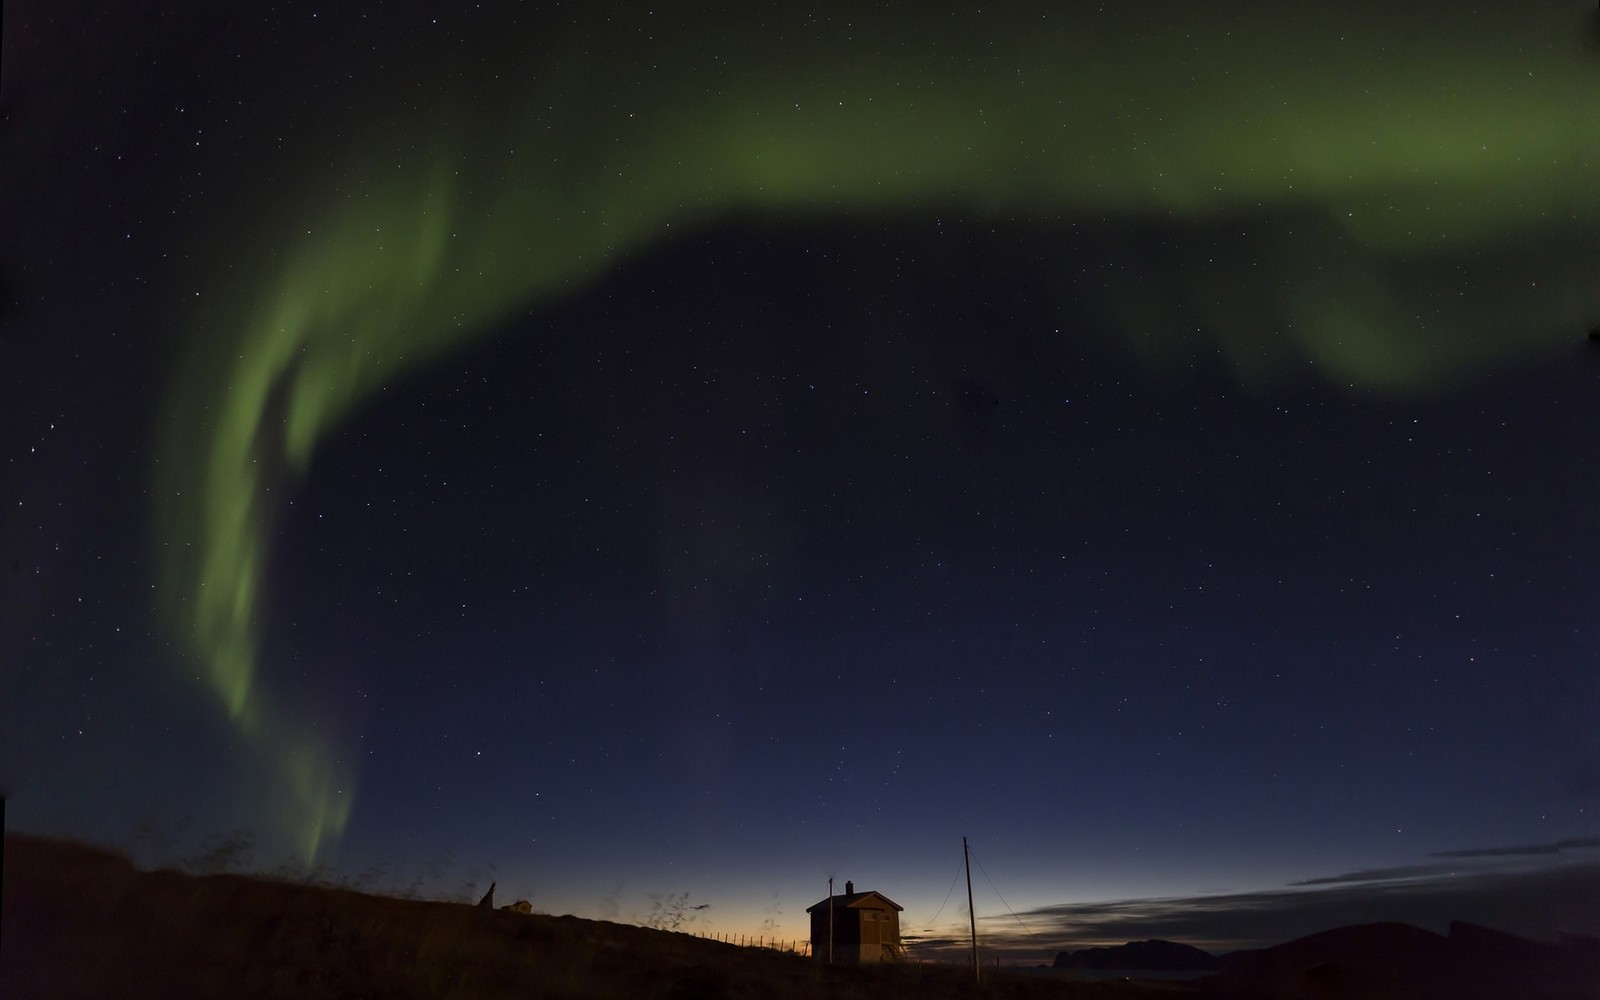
[975,864,1600,956]
[1291,863,1461,886]
[1432,836,1600,859]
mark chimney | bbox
[845,880,854,895]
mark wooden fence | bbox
[694,931,811,956]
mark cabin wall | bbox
[808,897,902,963]
[810,908,863,960]
[856,906,899,947]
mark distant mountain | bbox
[1053,938,1217,971]
[1208,920,1600,1000]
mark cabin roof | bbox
[804,889,903,913]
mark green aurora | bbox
[157,3,1599,858]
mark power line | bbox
[921,855,967,931]
[968,845,1052,960]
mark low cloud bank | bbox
[943,862,1600,958]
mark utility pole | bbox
[964,836,978,984]
[828,877,834,965]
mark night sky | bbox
[4,0,1598,957]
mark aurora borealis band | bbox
[5,0,1599,953]
[155,2,1600,858]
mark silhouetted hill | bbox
[0,836,1201,1000]
[10,836,1594,999]
[1054,940,1217,971]
[1209,920,1600,1000]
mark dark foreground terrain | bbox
[4,836,1596,999]
[0,836,1197,1000]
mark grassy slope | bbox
[2,836,1198,1000]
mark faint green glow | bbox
[159,4,1600,859]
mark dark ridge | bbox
[1054,939,1217,971]
[0,836,1192,1000]
[1207,920,1600,1000]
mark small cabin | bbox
[805,881,903,963]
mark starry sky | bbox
[3,0,1599,957]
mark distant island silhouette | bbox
[1054,938,1218,971]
